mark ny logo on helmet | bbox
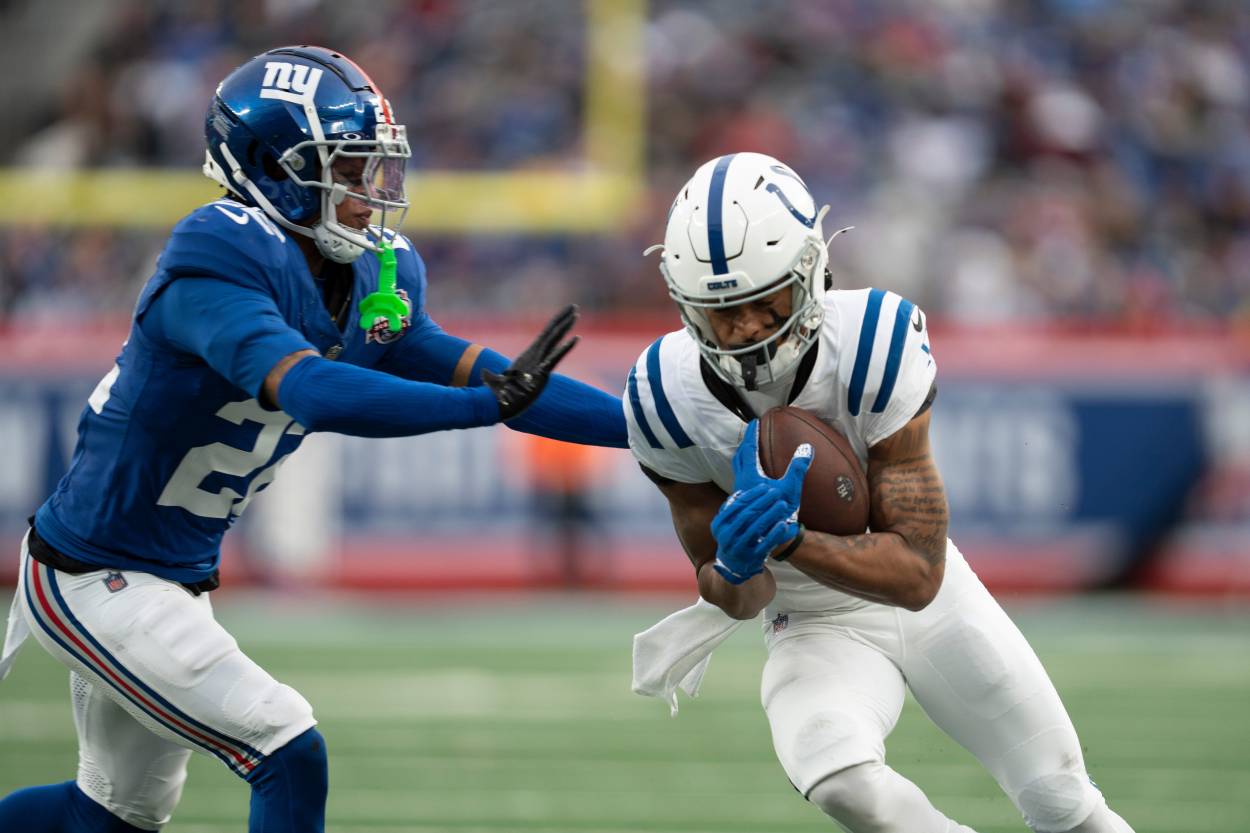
[260,61,323,101]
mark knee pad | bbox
[773,708,883,796]
[226,679,315,740]
[808,762,891,830]
[1014,771,1101,833]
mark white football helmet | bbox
[653,152,832,390]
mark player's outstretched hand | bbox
[482,304,580,421]
[732,420,813,516]
[710,484,799,585]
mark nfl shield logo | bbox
[771,613,789,634]
[103,571,128,593]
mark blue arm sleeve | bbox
[379,316,628,447]
[472,348,628,448]
[278,356,499,437]
[142,277,317,398]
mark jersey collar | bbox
[698,341,819,422]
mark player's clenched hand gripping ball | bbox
[711,421,813,584]
[711,485,802,585]
[482,304,580,420]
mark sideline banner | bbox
[0,320,1246,593]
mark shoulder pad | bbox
[625,335,696,452]
[159,201,289,289]
[838,288,932,418]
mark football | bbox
[758,406,870,535]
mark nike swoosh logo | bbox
[214,205,250,225]
[911,307,924,332]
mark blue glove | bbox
[709,422,816,585]
[711,485,799,584]
[733,420,813,518]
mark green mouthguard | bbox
[358,241,407,333]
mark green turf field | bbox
[1,593,1247,832]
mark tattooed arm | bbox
[783,409,948,610]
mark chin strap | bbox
[740,354,759,391]
[357,241,407,334]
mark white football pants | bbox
[5,539,315,829]
[762,545,1133,833]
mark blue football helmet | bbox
[203,45,410,263]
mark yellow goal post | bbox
[0,0,646,234]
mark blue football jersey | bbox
[34,200,434,582]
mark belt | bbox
[26,520,220,596]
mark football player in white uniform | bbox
[626,153,1135,833]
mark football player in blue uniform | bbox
[0,46,627,833]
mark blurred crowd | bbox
[2,0,1249,326]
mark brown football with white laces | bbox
[758,406,870,535]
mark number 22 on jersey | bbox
[157,399,304,520]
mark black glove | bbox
[482,304,579,421]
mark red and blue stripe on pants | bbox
[23,557,265,778]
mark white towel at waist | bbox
[631,597,752,715]
[0,539,31,683]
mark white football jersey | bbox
[625,288,937,614]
